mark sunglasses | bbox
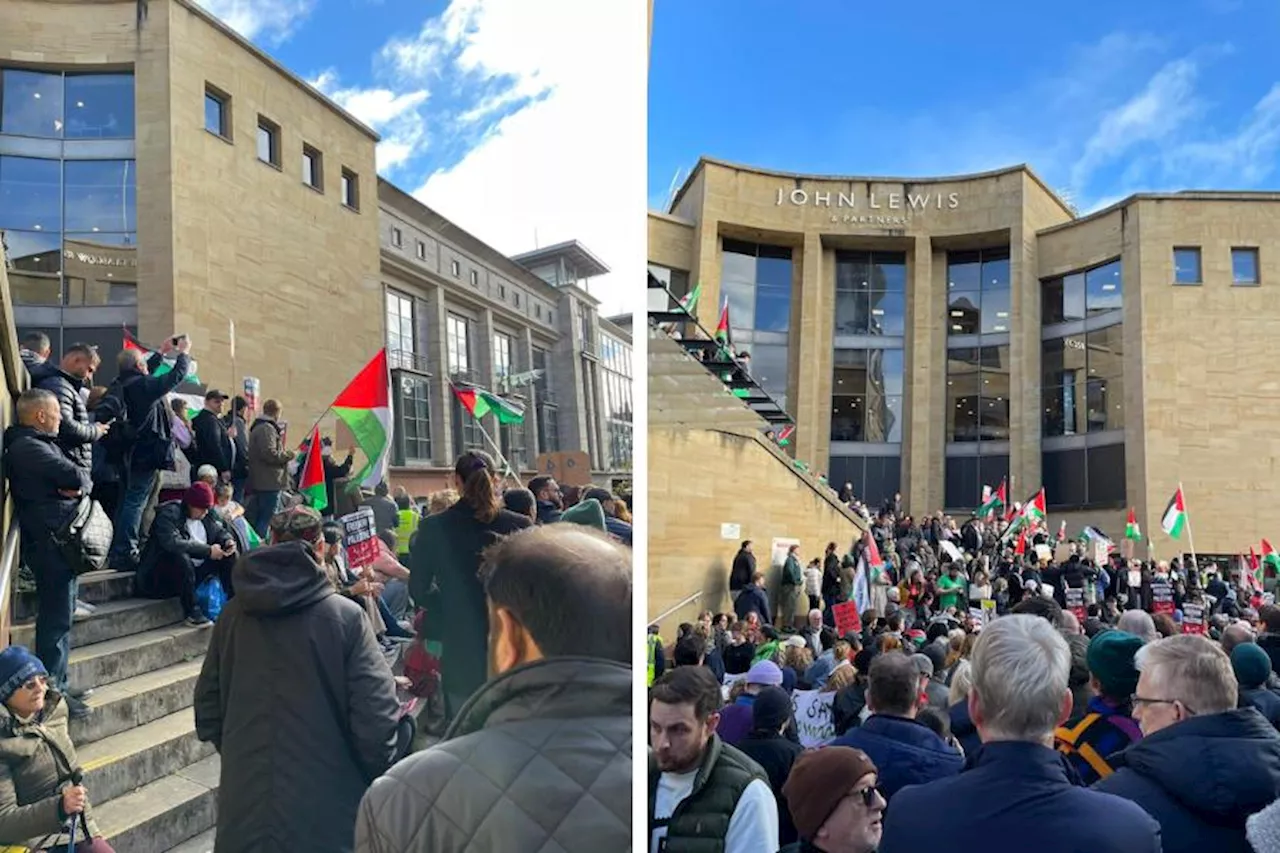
[20,675,47,692]
[854,785,883,808]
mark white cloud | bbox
[1164,83,1280,185]
[308,71,431,175]
[193,0,314,44]
[389,0,642,314]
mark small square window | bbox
[341,168,359,210]
[204,86,230,138]
[302,144,322,190]
[451,260,460,277]
[416,241,426,260]
[470,270,478,286]
[1173,247,1202,285]
[256,117,281,167]
[391,227,402,248]
[1232,247,1260,285]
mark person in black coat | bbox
[319,438,355,518]
[189,390,234,479]
[1096,635,1280,853]
[225,396,251,503]
[32,344,105,472]
[729,541,756,599]
[410,451,533,719]
[737,686,805,847]
[136,483,238,626]
[3,390,94,718]
[734,572,772,625]
[360,481,400,535]
[1232,643,1280,731]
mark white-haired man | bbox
[879,614,1160,853]
[1094,634,1280,853]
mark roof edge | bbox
[647,210,696,227]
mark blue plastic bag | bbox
[195,576,227,622]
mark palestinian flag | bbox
[298,426,328,511]
[977,480,1006,518]
[776,425,795,446]
[1015,527,1027,556]
[123,328,200,384]
[331,349,392,488]
[677,283,702,314]
[1161,487,1187,539]
[1262,539,1280,576]
[715,301,730,345]
[1023,488,1046,523]
[1058,520,1067,542]
[452,385,526,424]
[863,528,884,569]
[1125,508,1142,541]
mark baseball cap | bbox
[204,389,229,401]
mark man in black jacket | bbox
[361,481,399,535]
[528,475,563,524]
[194,504,401,852]
[136,482,237,626]
[33,343,107,471]
[225,396,250,503]
[730,540,757,602]
[3,390,93,718]
[189,389,233,482]
[107,339,192,569]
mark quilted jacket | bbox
[355,656,632,853]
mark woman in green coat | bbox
[0,646,111,851]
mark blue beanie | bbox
[0,646,46,704]
[1232,643,1273,690]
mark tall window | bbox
[835,251,905,336]
[579,309,594,354]
[946,248,1010,335]
[1233,248,1260,285]
[256,116,280,167]
[831,349,903,443]
[600,332,633,470]
[341,168,359,210]
[446,314,470,376]
[532,346,558,454]
[492,332,513,381]
[395,373,433,464]
[203,86,229,137]
[385,291,416,370]
[1041,328,1123,436]
[721,239,793,409]
[302,144,322,189]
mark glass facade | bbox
[946,248,1010,335]
[721,238,793,409]
[2,68,138,386]
[828,456,901,510]
[394,372,433,464]
[831,348,903,443]
[946,345,1011,442]
[1043,443,1126,510]
[835,251,905,336]
[600,331,633,471]
[532,346,559,456]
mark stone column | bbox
[903,237,940,514]
[1009,217,1040,495]
[794,231,826,466]
[422,284,452,465]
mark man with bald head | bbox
[4,389,94,718]
[1223,622,1258,655]
[357,525,632,852]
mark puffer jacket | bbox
[34,366,96,471]
[3,425,92,535]
[830,713,964,801]
[355,657,632,852]
[0,692,101,850]
[246,418,293,492]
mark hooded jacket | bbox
[1094,707,1280,853]
[246,417,293,492]
[193,541,401,852]
[355,658,631,852]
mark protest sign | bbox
[832,601,861,636]
[981,598,997,622]
[771,538,801,570]
[721,672,745,702]
[340,508,379,571]
[1150,578,1175,616]
[791,690,836,748]
[969,607,986,628]
[1064,586,1086,623]
[1182,602,1206,635]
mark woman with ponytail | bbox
[409,451,532,719]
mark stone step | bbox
[79,708,215,804]
[12,598,184,650]
[166,828,215,852]
[69,623,211,692]
[71,658,204,747]
[96,754,219,853]
[14,570,135,622]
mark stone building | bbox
[649,156,1280,556]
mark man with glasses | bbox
[779,746,884,853]
[1095,634,1280,853]
[879,615,1160,853]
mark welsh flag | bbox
[1262,539,1280,576]
[123,328,200,384]
[331,349,392,488]
[452,385,525,424]
[1161,487,1187,539]
[978,479,1006,518]
[298,425,327,511]
[1125,508,1142,541]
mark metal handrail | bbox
[0,520,18,649]
[650,589,702,627]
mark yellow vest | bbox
[395,508,418,557]
[647,634,662,686]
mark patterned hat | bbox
[0,646,46,704]
[269,504,324,542]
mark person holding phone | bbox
[135,482,238,626]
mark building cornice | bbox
[1036,190,1280,237]
[647,210,696,227]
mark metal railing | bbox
[650,589,702,627]
[0,522,18,651]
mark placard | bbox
[1182,602,1206,635]
[340,508,379,571]
[791,690,836,748]
[1094,540,1110,568]
[832,601,861,637]
[981,598,997,622]
[1064,586,1087,623]
[721,523,741,540]
[1034,544,1053,563]
[1150,578,1175,616]
[721,672,745,702]
[771,538,801,569]
[533,451,593,486]
[969,607,986,628]
[242,376,260,419]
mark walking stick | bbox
[65,768,82,850]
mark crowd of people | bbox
[649,496,1280,853]
[4,332,633,852]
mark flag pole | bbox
[446,379,522,487]
[1180,481,1199,571]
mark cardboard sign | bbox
[340,508,380,571]
[1182,602,1206,635]
[721,523,741,540]
[533,451,592,487]
[981,598,997,621]
[242,377,260,419]
[771,538,801,570]
[832,601,861,637]
[1064,586,1087,623]
[969,607,986,628]
[791,690,837,748]
[1150,578,1175,616]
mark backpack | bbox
[100,379,138,466]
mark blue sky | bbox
[649,0,1280,214]
[195,0,639,311]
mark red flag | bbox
[863,528,883,568]
[298,426,328,511]
[1015,528,1027,555]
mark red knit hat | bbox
[184,482,215,509]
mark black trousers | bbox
[173,554,236,617]
[24,534,76,690]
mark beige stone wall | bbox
[648,427,865,636]
[647,213,695,272]
[165,1,382,433]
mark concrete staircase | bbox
[12,570,218,852]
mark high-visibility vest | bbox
[395,508,418,557]
[647,634,662,686]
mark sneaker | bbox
[65,695,91,720]
[185,613,213,628]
